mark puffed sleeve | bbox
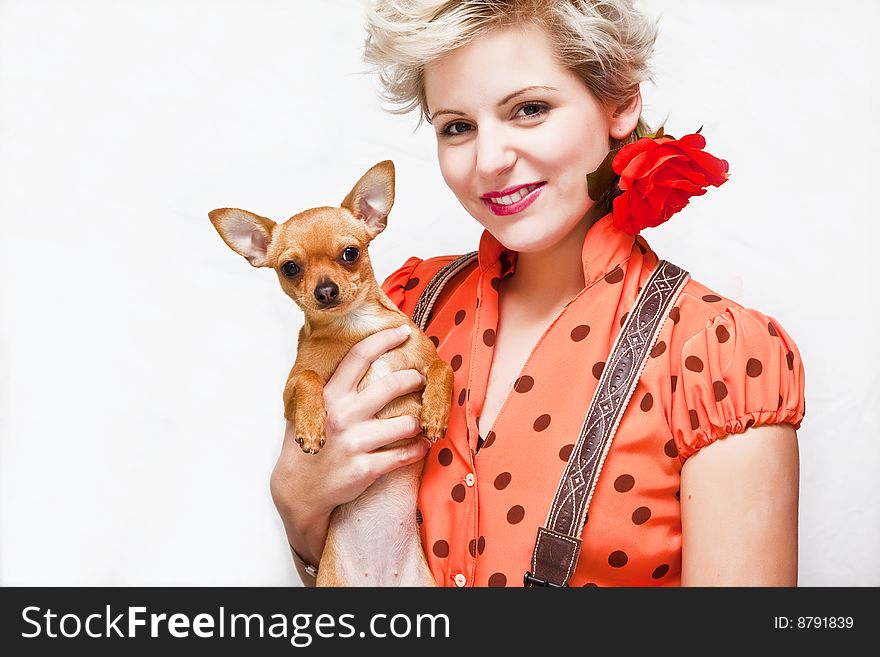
[380,256,424,311]
[669,307,806,461]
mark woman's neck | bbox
[501,206,605,315]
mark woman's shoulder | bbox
[658,274,806,461]
[379,253,470,317]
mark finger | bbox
[363,436,432,479]
[326,325,414,394]
[354,369,426,419]
[356,414,424,453]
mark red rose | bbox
[611,133,729,234]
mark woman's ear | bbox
[609,91,643,140]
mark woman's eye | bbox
[281,261,300,277]
[342,247,359,262]
[515,103,549,119]
[442,121,472,136]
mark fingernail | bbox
[396,324,412,338]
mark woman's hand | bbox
[269,325,431,582]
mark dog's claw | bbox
[295,436,304,446]
[319,438,325,448]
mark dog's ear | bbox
[209,208,277,267]
[341,160,395,238]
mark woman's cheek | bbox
[438,146,472,201]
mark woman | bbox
[271,0,804,587]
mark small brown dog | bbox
[209,161,452,586]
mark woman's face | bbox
[424,24,635,253]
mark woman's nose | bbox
[474,128,516,180]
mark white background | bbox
[1,0,877,586]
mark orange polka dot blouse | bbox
[380,212,806,587]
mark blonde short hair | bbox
[363,0,658,147]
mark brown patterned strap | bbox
[525,260,690,587]
[411,251,478,331]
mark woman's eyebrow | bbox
[430,85,558,122]
[498,85,557,106]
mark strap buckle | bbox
[523,571,565,587]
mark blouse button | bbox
[465,473,475,487]
[454,573,467,587]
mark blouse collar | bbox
[476,212,637,286]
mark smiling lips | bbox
[481,182,546,216]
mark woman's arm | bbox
[680,423,799,586]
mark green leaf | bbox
[586,148,620,202]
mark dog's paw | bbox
[419,408,448,443]
[294,413,326,454]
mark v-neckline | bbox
[472,283,588,456]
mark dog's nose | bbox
[314,282,340,306]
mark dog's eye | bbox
[280,261,300,277]
[341,247,359,263]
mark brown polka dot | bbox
[685,356,704,372]
[608,551,628,568]
[451,484,466,502]
[674,489,680,500]
[429,335,439,348]
[507,505,525,524]
[570,324,591,342]
[416,508,423,525]
[403,277,421,291]
[635,238,647,255]
[450,354,463,372]
[786,350,794,371]
[652,564,670,579]
[494,472,512,490]
[533,414,551,431]
[437,448,453,466]
[559,443,574,461]
[476,297,480,309]
[650,341,667,358]
[514,375,534,393]
[745,418,756,430]
[620,312,629,328]
[454,309,466,325]
[468,539,476,557]
[715,325,730,343]
[671,375,678,393]
[491,277,501,292]
[713,380,728,402]
[614,474,635,492]
[483,329,496,346]
[669,306,681,324]
[632,507,652,525]
[583,582,599,587]
[488,573,507,587]
[664,439,678,458]
[778,394,783,409]
[640,392,654,412]
[702,294,722,303]
[482,431,496,449]
[478,536,486,555]
[592,361,605,379]
[457,389,466,406]
[746,358,763,377]
[604,266,624,284]
[768,321,779,337]
[689,409,700,430]
[432,540,449,558]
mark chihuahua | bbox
[209,161,452,586]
